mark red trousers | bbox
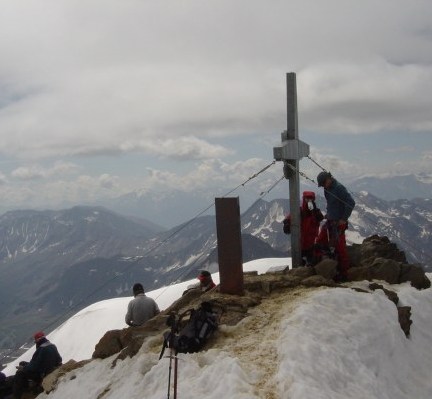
[315,221,350,276]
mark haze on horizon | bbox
[0,0,431,216]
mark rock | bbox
[301,275,337,287]
[399,264,431,290]
[350,287,369,293]
[93,330,124,359]
[42,359,91,393]
[368,283,399,305]
[398,306,412,337]
[382,289,399,305]
[314,259,338,280]
[243,277,263,292]
[369,258,401,284]
[287,266,315,279]
[268,275,302,291]
[368,282,384,290]
[360,235,407,265]
[347,266,370,282]
[346,244,362,267]
[363,235,391,245]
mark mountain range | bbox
[97,173,432,227]
[348,173,432,201]
[0,186,431,351]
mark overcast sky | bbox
[0,0,431,215]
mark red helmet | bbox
[33,331,45,342]
[302,191,316,200]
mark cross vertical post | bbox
[273,73,310,268]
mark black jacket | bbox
[324,179,355,221]
[24,338,62,377]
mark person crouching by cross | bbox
[282,191,324,266]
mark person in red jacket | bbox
[283,191,324,266]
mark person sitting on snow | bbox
[12,331,62,399]
[125,283,160,327]
[283,191,324,266]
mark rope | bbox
[307,155,328,173]
[259,176,285,198]
[223,160,276,197]
[284,163,316,186]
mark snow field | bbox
[4,260,432,399]
[276,284,432,399]
[38,341,261,399]
[37,284,317,399]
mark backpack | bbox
[163,302,218,354]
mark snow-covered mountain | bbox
[100,187,266,228]
[3,258,432,399]
[98,173,432,227]
[241,194,432,268]
[0,206,163,350]
[0,205,162,265]
[350,173,432,200]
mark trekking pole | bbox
[167,344,173,399]
[165,312,178,399]
[159,338,168,361]
[173,351,179,399]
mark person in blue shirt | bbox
[316,172,355,281]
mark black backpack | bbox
[162,302,218,355]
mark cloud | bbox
[304,148,364,179]
[143,158,279,195]
[298,61,432,134]
[0,0,430,161]
[99,173,119,190]
[422,151,432,162]
[10,161,79,181]
[121,137,234,160]
[0,172,7,185]
[0,157,279,212]
[11,166,45,180]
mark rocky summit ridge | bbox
[35,235,431,398]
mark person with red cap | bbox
[12,331,62,398]
[282,191,324,266]
[197,271,216,292]
[182,270,216,296]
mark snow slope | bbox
[4,261,432,399]
[2,257,291,374]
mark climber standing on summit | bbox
[283,191,324,266]
[316,172,355,282]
